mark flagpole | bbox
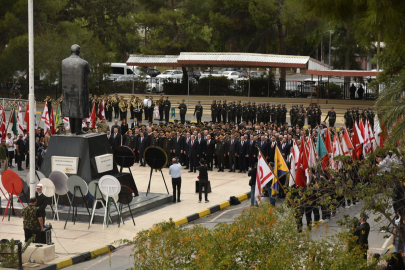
[5,99,18,132]
[256,146,286,193]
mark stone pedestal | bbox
[22,243,55,263]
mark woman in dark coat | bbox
[197,158,209,203]
[121,119,129,136]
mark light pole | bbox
[28,0,35,197]
[328,30,334,66]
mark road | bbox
[65,197,391,270]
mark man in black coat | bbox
[172,131,184,160]
[205,135,215,171]
[35,184,47,222]
[183,133,191,168]
[188,135,198,173]
[268,136,277,162]
[236,136,248,173]
[137,132,147,166]
[228,134,237,172]
[197,159,209,203]
[279,138,291,157]
[195,133,205,160]
[111,127,122,153]
[258,135,269,159]
[247,136,258,169]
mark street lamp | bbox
[328,30,334,66]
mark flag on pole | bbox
[97,99,105,120]
[0,112,6,140]
[332,134,343,170]
[316,132,328,160]
[367,120,377,151]
[49,105,55,135]
[55,106,62,128]
[255,150,275,202]
[363,120,372,157]
[63,117,70,130]
[12,109,17,135]
[17,102,24,135]
[359,119,366,142]
[307,136,317,168]
[295,140,309,187]
[353,122,362,159]
[272,146,289,196]
[24,103,30,132]
[41,103,50,135]
[289,140,299,186]
[90,104,96,128]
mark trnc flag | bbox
[295,140,309,187]
[63,117,70,130]
[97,99,105,120]
[41,103,50,135]
[90,104,97,128]
[367,120,377,151]
[273,146,289,196]
[341,130,352,157]
[289,140,299,186]
[17,102,24,135]
[0,112,6,140]
[307,136,317,168]
[255,151,275,202]
[363,120,372,157]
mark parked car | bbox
[199,70,223,79]
[249,71,265,78]
[187,70,201,81]
[222,71,239,80]
[156,69,183,82]
[144,78,163,93]
[219,67,243,72]
[146,68,161,77]
[104,63,141,81]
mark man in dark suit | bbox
[247,135,258,169]
[35,184,47,222]
[188,135,198,173]
[183,132,191,168]
[111,120,121,134]
[279,138,290,157]
[197,159,209,203]
[268,136,277,162]
[131,118,140,129]
[236,136,248,173]
[111,127,122,152]
[258,135,269,159]
[228,134,237,172]
[205,135,215,171]
[106,130,113,147]
[196,133,205,160]
[137,132,147,166]
[172,131,183,161]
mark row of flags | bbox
[254,118,382,202]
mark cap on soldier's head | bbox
[331,107,334,109]
[198,101,201,103]
[300,104,303,106]
[213,100,216,102]
[253,102,255,104]
[223,100,226,102]
[166,96,169,98]
[238,100,241,103]
[182,99,185,101]
[347,107,350,110]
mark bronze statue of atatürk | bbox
[61,44,90,135]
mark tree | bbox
[118,203,376,269]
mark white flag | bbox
[255,151,275,202]
[17,102,24,135]
[41,103,50,135]
[289,140,299,186]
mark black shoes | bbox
[177,199,181,202]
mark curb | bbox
[36,245,115,270]
[174,191,251,227]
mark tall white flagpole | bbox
[28,0,36,198]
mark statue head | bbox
[71,44,81,55]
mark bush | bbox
[0,238,34,268]
[117,203,376,270]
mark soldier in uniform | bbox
[105,97,113,122]
[227,101,233,123]
[257,103,263,124]
[113,94,119,119]
[236,101,242,124]
[355,106,360,123]
[151,130,159,147]
[324,107,336,127]
[123,129,136,152]
[211,100,217,123]
[281,104,287,125]
[222,100,227,123]
[242,103,249,123]
[178,99,187,124]
[162,132,172,167]
[270,104,276,124]
[250,102,257,124]
[148,96,155,122]
[317,105,322,126]
[194,101,203,124]
[215,100,221,123]
[296,109,305,129]
[306,107,314,128]
[264,103,270,123]
[164,96,171,124]
[22,197,44,243]
[130,95,135,119]
[215,134,227,172]
[158,95,164,121]
[344,108,353,129]
[361,108,368,123]
[290,105,297,127]
[276,104,283,126]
